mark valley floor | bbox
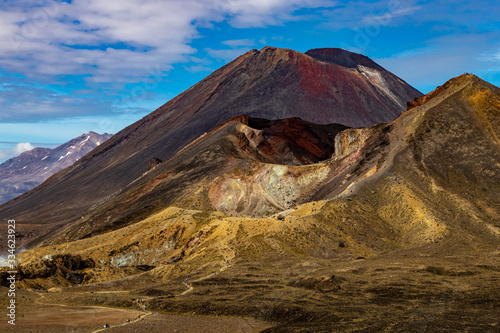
[3,248,499,332]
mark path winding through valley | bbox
[178,261,230,296]
[28,260,232,332]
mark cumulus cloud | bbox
[13,142,35,155]
[0,142,35,162]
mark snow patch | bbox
[41,156,48,160]
[58,151,73,161]
[80,136,90,144]
[22,166,27,170]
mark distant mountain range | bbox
[0,131,112,204]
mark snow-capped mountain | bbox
[0,131,112,204]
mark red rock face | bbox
[244,117,348,164]
[295,48,421,126]
[0,47,421,249]
[305,48,383,69]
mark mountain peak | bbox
[305,48,382,69]
[0,132,113,205]
[0,46,422,249]
[83,131,112,138]
[250,47,381,70]
[406,73,481,110]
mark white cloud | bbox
[222,39,255,47]
[13,142,34,155]
[0,0,200,83]
[0,141,60,163]
[0,0,336,85]
[219,0,336,28]
[362,5,421,23]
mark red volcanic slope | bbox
[0,47,421,249]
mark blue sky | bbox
[0,0,499,162]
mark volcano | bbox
[0,47,421,250]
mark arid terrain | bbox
[1,48,499,332]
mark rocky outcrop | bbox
[0,254,95,288]
[148,157,163,170]
[333,126,381,158]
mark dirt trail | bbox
[178,260,231,296]
[91,310,152,333]
[32,291,150,332]
[24,259,233,330]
